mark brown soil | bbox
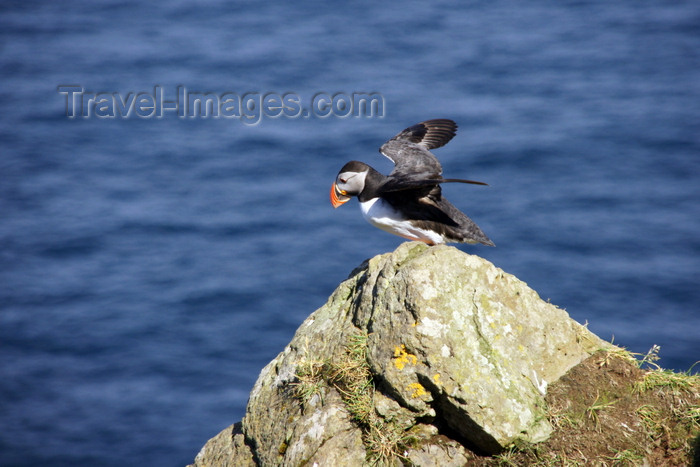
[464,351,700,466]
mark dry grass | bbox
[634,367,700,395]
[293,331,414,466]
[290,338,328,407]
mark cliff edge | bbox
[188,242,699,466]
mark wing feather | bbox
[379,119,457,179]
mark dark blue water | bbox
[1,1,698,466]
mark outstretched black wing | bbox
[378,119,486,193]
[379,119,457,180]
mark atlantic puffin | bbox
[330,119,494,246]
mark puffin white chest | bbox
[359,197,444,245]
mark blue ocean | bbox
[1,1,698,466]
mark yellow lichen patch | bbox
[433,373,441,385]
[393,345,417,370]
[407,382,427,398]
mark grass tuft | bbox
[291,338,328,407]
[605,448,646,465]
[585,391,617,430]
[634,367,700,395]
[636,404,664,440]
[292,331,414,465]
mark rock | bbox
[189,422,255,467]
[189,242,611,466]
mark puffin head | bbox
[330,161,370,208]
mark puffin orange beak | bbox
[330,184,351,208]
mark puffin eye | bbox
[339,178,347,184]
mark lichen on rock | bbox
[188,242,615,466]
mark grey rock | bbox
[190,242,611,466]
[187,422,255,467]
